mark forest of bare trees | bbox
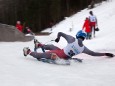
[0,0,107,32]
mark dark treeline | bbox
[0,0,107,32]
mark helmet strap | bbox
[77,36,85,41]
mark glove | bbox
[105,53,114,57]
[55,38,59,43]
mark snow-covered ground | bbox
[0,0,115,86]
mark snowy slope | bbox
[0,1,115,86]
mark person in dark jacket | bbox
[23,27,34,35]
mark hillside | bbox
[0,1,115,86]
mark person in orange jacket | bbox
[16,21,23,32]
[82,17,91,39]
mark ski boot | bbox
[34,39,42,51]
[23,47,31,56]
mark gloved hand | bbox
[55,38,59,43]
[105,53,114,57]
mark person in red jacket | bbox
[16,21,23,32]
[82,17,91,39]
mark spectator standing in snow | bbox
[49,20,54,31]
[89,11,98,38]
[23,27,34,35]
[88,0,95,9]
[23,31,114,64]
[15,21,23,32]
[82,17,91,39]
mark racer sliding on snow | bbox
[23,30,114,64]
